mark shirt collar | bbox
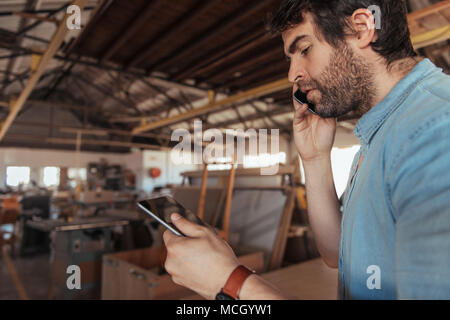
[354,58,439,146]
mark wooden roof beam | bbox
[45,137,167,150]
[12,11,60,24]
[407,0,450,26]
[133,78,292,133]
[126,1,218,69]
[205,46,284,84]
[0,99,104,113]
[10,121,170,140]
[66,0,114,56]
[201,106,292,130]
[99,0,160,63]
[144,0,274,73]
[0,0,88,142]
[172,22,268,80]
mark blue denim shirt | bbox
[339,59,450,299]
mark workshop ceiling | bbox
[0,0,448,152]
[70,0,286,93]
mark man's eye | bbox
[301,46,311,56]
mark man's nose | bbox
[288,60,306,84]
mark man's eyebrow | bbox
[286,35,310,56]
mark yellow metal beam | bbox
[133,78,291,133]
[411,25,450,50]
[0,0,88,142]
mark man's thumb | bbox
[171,213,203,237]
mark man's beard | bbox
[301,42,375,118]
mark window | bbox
[68,168,87,188]
[331,145,361,198]
[68,168,87,181]
[6,166,30,187]
[243,152,287,169]
[207,157,233,171]
[42,167,60,187]
[297,145,360,198]
[206,152,287,171]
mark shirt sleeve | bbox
[388,114,450,299]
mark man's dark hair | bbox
[270,0,416,66]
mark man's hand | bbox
[292,84,337,163]
[163,213,240,300]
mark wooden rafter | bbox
[65,0,114,56]
[133,78,291,133]
[0,99,104,113]
[12,11,60,24]
[126,1,218,69]
[408,0,450,49]
[45,137,166,150]
[172,23,268,80]
[0,0,88,142]
[202,106,292,131]
[145,0,274,72]
[99,0,159,62]
[4,133,167,151]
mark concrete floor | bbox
[0,245,52,300]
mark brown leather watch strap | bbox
[222,265,255,300]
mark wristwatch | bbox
[215,265,255,300]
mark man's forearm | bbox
[303,156,342,268]
[238,274,293,300]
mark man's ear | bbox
[349,8,378,49]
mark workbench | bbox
[28,215,130,299]
[27,216,129,232]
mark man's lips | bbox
[300,88,314,94]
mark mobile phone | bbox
[294,89,318,116]
[138,196,205,237]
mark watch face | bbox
[216,291,235,300]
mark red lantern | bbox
[149,167,161,178]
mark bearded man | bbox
[163,0,450,300]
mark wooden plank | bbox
[220,155,237,241]
[12,11,60,24]
[0,0,88,142]
[408,1,450,39]
[268,187,296,270]
[197,163,209,220]
[59,127,171,139]
[181,166,295,178]
[407,0,450,24]
[10,122,167,140]
[0,99,106,113]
